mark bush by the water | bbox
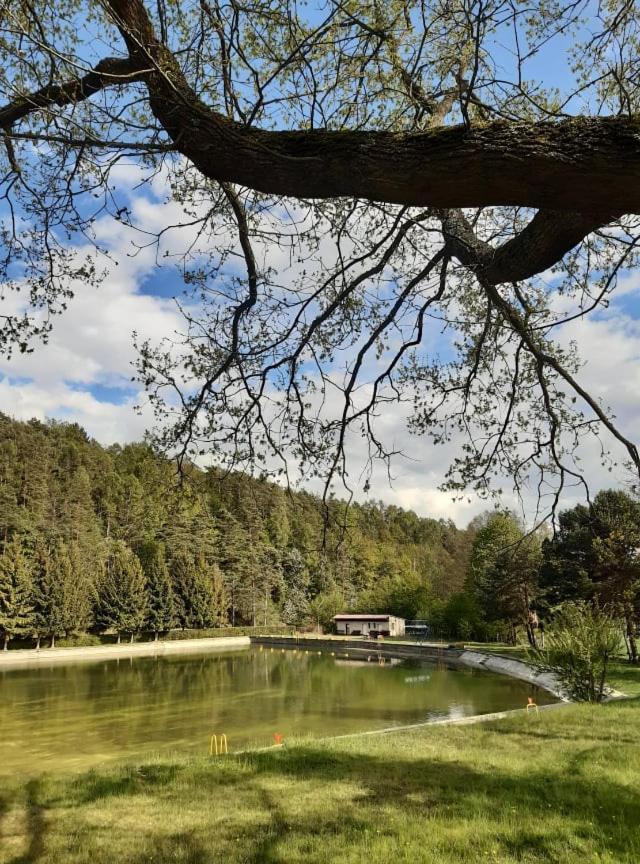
[531,602,623,702]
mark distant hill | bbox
[0,414,475,641]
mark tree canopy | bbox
[0,414,474,643]
[1,1,640,510]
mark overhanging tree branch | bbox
[0,56,147,128]
[103,0,640,216]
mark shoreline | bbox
[251,635,570,700]
[0,635,251,670]
[2,632,624,702]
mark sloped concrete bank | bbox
[0,636,251,670]
[251,635,568,700]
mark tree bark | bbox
[104,0,640,216]
[626,614,638,663]
[525,621,537,649]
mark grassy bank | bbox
[2,683,640,863]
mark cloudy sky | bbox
[2,163,639,526]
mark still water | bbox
[0,647,555,774]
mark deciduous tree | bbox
[1,1,639,510]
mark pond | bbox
[0,646,556,775]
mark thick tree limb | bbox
[106,1,640,215]
[382,24,617,284]
[438,208,614,284]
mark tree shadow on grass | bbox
[126,832,213,864]
[235,744,640,861]
[7,779,46,864]
[17,721,640,864]
[71,762,182,804]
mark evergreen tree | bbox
[217,513,249,626]
[66,542,94,635]
[171,551,218,629]
[32,541,67,648]
[95,541,147,643]
[266,487,291,548]
[0,437,27,544]
[541,490,640,662]
[210,562,229,627]
[468,512,540,645]
[31,540,92,648]
[280,548,309,627]
[0,536,35,649]
[139,540,175,639]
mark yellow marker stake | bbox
[209,734,229,756]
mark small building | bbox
[333,614,405,638]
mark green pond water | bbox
[0,647,556,775]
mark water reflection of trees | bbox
[0,650,554,772]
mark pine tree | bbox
[280,548,309,626]
[66,542,94,635]
[266,487,291,548]
[95,541,147,643]
[32,541,65,648]
[0,536,35,649]
[217,513,249,626]
[0,437,25,545]
[210,562,229,627]
[33,541,93,648]
[139,540,175,639]
[171,551,217,629]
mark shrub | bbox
[531,602,623,702]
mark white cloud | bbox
[0,377,151,443]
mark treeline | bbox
[0,415,474,648]
[444,491,640,663]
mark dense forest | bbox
[2,415,638,658]
[0,415,475,648]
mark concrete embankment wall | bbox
[251,635,567,700]
[0,636,251,670]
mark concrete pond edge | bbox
[0,635,251,669]
[250,634,571,701]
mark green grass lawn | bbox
[2,667,640,864]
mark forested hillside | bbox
[0,415,474,647]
